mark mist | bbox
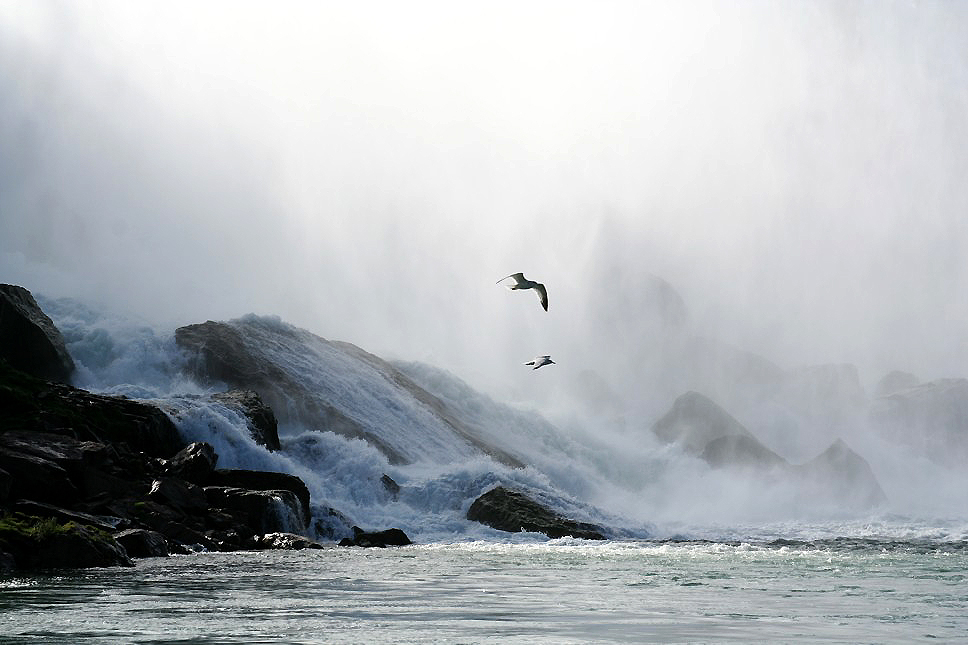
[2,0,967,440]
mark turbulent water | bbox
[3,540,967,644]
[4,295,967,642]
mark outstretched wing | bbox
[496,272,525,285]
[534,282,548,311]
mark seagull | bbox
[525,355,555,370]
[496,272,548,311]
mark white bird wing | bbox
[496,272,525,285]
[534,283,548,311]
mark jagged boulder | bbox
[147,478,208,514]
[209,469,311,527]
[0,284,75,382]
[210,390,280,451]
[466,486,606,540]
[650,391,756,455]
[869,378,968,466]
[338,526,412,547]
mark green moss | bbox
[0,513,73,543]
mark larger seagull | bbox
[496,272,548,311]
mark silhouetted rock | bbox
[380,474,400,501]
[338,526,412,547]
[0,515,132,570]
[869,378,968,467]
[466,486,607,540]
[0,284,75,382]
[651,391,755,455]
[210,389,280,451]
[166,442,218,485]
[114,528,170,558]
[13,500,120,532]
[147,477,208,514]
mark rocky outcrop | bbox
[0,284,75,382]
[338,526,412,547]
[869,378,968,467]
[166,442,218,485]
[466,486,607,540]
[0,360,183,458]
[700,434,787,471]
[114,528,170,558]
[651,391,756,455]
[210,389,281,451]
[203,487,305,534]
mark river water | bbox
[3,538,966,644]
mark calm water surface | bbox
[2,540,966,644]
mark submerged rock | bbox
[0,284,75,383]
[466,486,607,540]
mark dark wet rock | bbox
[209,469,311,527]
[147,478,208,514]
[874,371,919,397]
[701,435,787,471]
[0,361,184,457]
[0,467,9,503]
[0,514,132,570]
[210,389,280,451]
[0,444,79,506]
[466,486,607,540]
[650,391,756,455]
[204,487,305,534]
[252,532,326,550]
[0,284,75,382]
[338,526,412,547]
[793,439,887,509]
[13,500,121,532]
[313,506,354,541]
[869,378,968,467]
[380,474,400,501]
[114,528,170,558]
[166,442,218,485]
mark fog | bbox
[2,1,967,430]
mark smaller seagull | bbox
[496,272,548,311]
[525,355,555,370]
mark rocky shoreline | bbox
[1,284,597,572]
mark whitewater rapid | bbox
[37,295,968,545]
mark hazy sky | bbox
[2,1,967,402]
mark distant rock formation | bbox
[650,390,887,510]
[466,486,607,540]
[651,391,757,456]
[873,371,919,397]
[869,378,968,467]
[0,284,75,383]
